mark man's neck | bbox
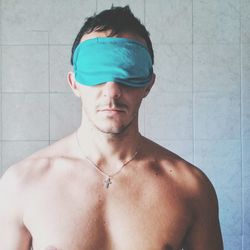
[76,122,142,171]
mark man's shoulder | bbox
[165,151,214,198]
[1,131,76,183]
[0,156,51,193]
[144,137,215,198]
[159,146,217,209]
[147,139,219,221]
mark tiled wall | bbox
[0,0,249,249]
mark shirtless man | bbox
[0,5,223,250]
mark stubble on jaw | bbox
[94,112,138,137]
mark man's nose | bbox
[103,82,122,98]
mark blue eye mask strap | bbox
[73,37,153,88]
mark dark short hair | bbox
[70,5,154,65]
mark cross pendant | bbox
[104,177,112,188]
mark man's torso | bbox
[12,133,197,250]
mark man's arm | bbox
[183,169,224,250]
[0,166,32,250]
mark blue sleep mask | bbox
[73,37,153,88]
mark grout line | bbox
[0,138,242,142]
[143,0,146,136]
[239,0,244,247]
[1,91,72,94]
[0,0,3,176]
[48,31,51,145]
[144,0,146,25]
[1,42,245,46]
[0,43,72,47]
[0,90,242,94]
[0,48,2,176]
[1,140,51,142]
[192,0,195,165]
[144,0,148,136]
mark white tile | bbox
[194,44,240,94]
[1,140,49,174]
[145,0,192,44]
[139,101,145,136]
[195,140,241,189]
[1,0,96,45]
[217,187,242,236]
[193,0,240,44]
[243,96,250,139]
[2,45,49,92]
[156,140,194,163]
[242,44,250,97]
[1,0,49,44]
[243,188,250,243]
[50,93,81,141]
[194,92,241,140]
[145,92,193,140]
[97,1,144,23]
[243,139,250,188]
[0,142,2,176]
[152,44,192,94]
[0,46,2,93]
[50,45,72,93]
[222,235,242,250]
[243,235,250,250]
[0,93,2,141]
[2,93,50,140]
[48,0,96,44]
[241,0,250,43]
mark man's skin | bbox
[0,30,223,250]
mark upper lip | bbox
[99,107,125,112]
[100,108,124,111]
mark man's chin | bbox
[96,126,128,135]
[93,114,136,135]
[94,122,131,135]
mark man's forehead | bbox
[80,30,147,48]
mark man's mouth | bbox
[98,108,126,116]
[100,108,124,112]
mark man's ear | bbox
[143,73,156,98]
[67,71,81,98]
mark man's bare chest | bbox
[24,165,191,250]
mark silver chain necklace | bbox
[75,130,138,189]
